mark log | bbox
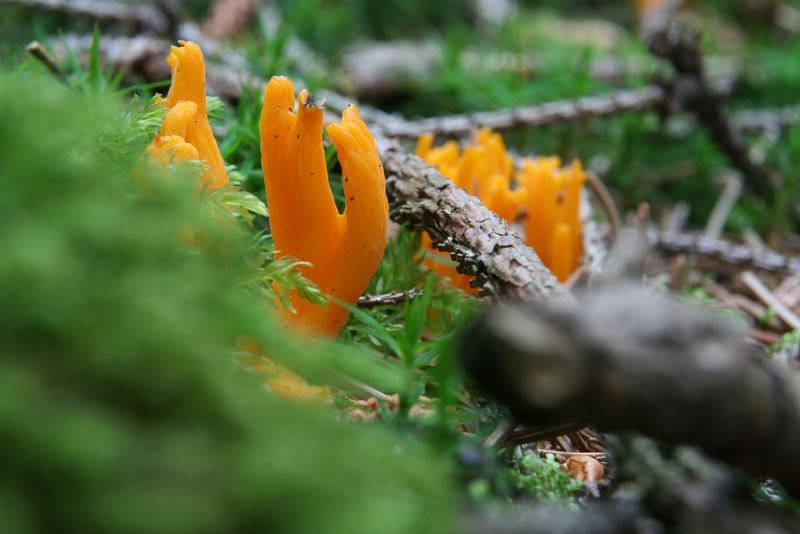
[460,282,800,495]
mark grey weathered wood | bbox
[461,282,800,495]
[376,136,566,302]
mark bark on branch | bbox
[375,87,667,139]
[460,283,800,495]
[648,227,800,275]
[356,289,421,308]
[375,136,566,302]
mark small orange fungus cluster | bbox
[147,41,229,191]
[416,129,584,285]
[148,42,389,402]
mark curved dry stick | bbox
[647,22,780,198]
[585,170,621,242]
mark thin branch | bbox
[374,86,667,139]
[584,171,621,242]
[741,271,800,331]
[338,375,395,403]
[26,41,67,84]
[647,227,800,275]
[356,289,421,308]
[647,22,779,197]
[536,449,606,457]
[503,423,584,447]
[703,172,743,240]
[366,78,775,140]
[482,419,515,448]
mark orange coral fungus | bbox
[417,128,584,284]
[148,41,229,191]
[261,76,389,338]
[237,340,330,403]
[147,42,330,403]
[517,157,585,281]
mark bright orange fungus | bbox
[416,129,585,286]
[149,43,389,402]
[260,76,389,337]
[147,41,229,191]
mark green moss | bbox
[513,454,581,504]
[0,72,454,534]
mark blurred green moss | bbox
[0,71,455,534]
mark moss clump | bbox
[0,72,454,534]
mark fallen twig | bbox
[705,281,772,324]
[648,227,800,275]
[536,449,606,457]
[774,273,800,309]
[741,271,800,331]
[356,289,422,308]
[703,172,742,240]
[374,86,668,139]
[647,22,779,198]
[26,41,67,84]
[584,170,621,242]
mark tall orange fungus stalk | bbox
[261,76,389,337]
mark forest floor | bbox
[3,0,800,532]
